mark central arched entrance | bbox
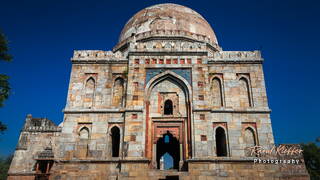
[156,132,180,170]
[145,71,192,170]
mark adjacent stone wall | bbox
[8,115,61,179]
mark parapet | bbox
[23,114,61,132]
[71,50,127,63]
[208,51,263,63]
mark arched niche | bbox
[244,127,256,147]
[84,77,95,108]
[239,77,252,108]
[79,127,90,140]
[112,77,125,107]
[146,71,191,118]
[211,77,223,107]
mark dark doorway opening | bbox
[164,100,173,115]
[35,160,53,180]
[159,176,179,180]
[156,131,180,169]
[216,127,227,156]
[111,126,120,157]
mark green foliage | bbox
[0,122,7,133]
[0,30,12,133]
[0,155,13,180]
[0,31,12,62]
[301,143,320,180]
[0,74,10,108]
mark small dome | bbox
[118,3,218,45]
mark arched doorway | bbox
[111,126,120,157]
[156,132,180,170]
[216,127,227,156]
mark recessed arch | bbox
[145,71,192,101]
[239,76,252,107]
[112,77,125,107]
[79,127,90,140]
[244,127,257,147]
[84,77,95,108]
[145,70,194,165]
[211,77,223,107]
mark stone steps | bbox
[119,169,189,180]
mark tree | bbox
[0,30,12,133]
[0,155,13,180]
[301,143,320,180]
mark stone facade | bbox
[8,3,309,180]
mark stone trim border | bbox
[208,60,263,64]
[129,51,208,56]
[63,109,144,113]
[7,173,40,176]
[64,109,271,114]
[71,59,128,64]
[57,159,151,164]
[193,109,271,113]
[187,158,255,163]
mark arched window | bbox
[216,127,227,157]
[244,127,256,147]
[164,100,173,115]
[211,77,223,107]
[84,77,95,108]
[79,127,89,140]
[111,126,120,157]
[112,78,124,107]
[239,77,252,107]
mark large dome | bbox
[118,3,218,45]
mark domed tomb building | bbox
[8,3,309,180]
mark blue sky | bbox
[0,0,319,156]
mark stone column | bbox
[179,143,183,170]
[160,156,164,170]
[152,144,157,168]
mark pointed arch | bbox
[215,127,227,157]
[112,77,125,107]
[239,77,252,107]
[211,77,223,107]
[84,77,95,108]
[145,70,193,160]
[145,71,192,100]
[79,127,90,140]
[110,126,120,157]
[244,127,256,147]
